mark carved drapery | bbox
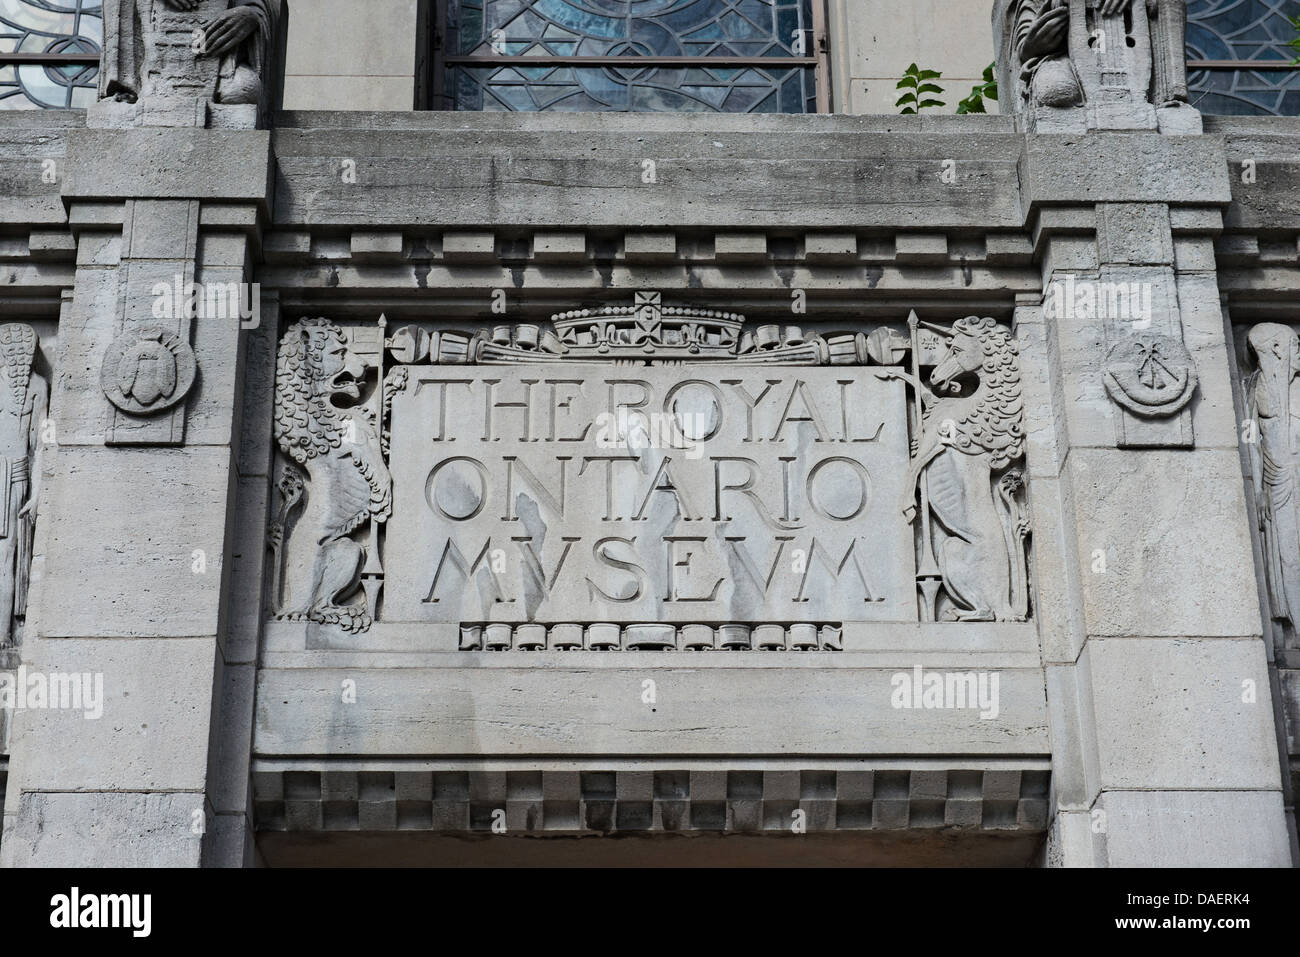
[1244,322,1300,650]
[0,323,47,652]
[995,0,1195,131]
[97,0,283,118]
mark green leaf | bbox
[917,83,944,95]
[895,92,914,107]
[919,98,945,108]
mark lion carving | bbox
[270,318,391,633]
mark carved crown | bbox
[551,291,743,359]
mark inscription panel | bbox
[383,366,916,625]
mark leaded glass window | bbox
[438,0,827,113]
[0,0,101,109]
[1187,0,1300,116]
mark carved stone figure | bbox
[1245,323,1300,638]
[1012,0,1084,108]
[1004,0,1188,112]
[99,0,282,106]
[271,319,391,633]
[0,325,47,648]
[1110,0,1189,106]
[898,317,1029,622]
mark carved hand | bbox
[161,0,202,9]
[199,5,261,58]
[1097,0,1133,14]
[1020,6,1070,61]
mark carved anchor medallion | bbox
[1102,333,1197,418]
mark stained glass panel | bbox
[1187,0,1300,116]
[0,0,101,109]
[445,0,818,113]
[0,0,102,109]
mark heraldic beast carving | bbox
[271,318,391,633]
[900,316,1029,622]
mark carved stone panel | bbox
[268,294,1032,645]
[383,364,916,626]
[1242,322,1300,652]
[0,323,49,657]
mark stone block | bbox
[531,232,586,262]
[1,791,205,867]
[1095,204,1172,266]
[38,447,234,638]
[893,233,947,263]
[27,229,76,260]
[1088,637,1281,790]
[63,129,273,206]
[714,232,766,261]
[1022,135,1232,207]
[1068,449,1262,639]
[1099,790,1292,867]
[5,637,217,793]
[350,230,403,261]
[441,230,495,262]
[804,232,858,262]
[623,232,676,261]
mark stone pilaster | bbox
[1022,140,1294,866]
[0,125,271,866]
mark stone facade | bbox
[0,0,1296,867]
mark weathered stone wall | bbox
[0,4,1297,867]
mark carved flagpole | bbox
[908,310,943,621]
[359,313,387,618]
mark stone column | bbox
[0,123,272,866]
[1021,142,1294,865]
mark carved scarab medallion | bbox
[101,326,197,416]
[1102,333,1198,418]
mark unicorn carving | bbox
[901,316,1030,622]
